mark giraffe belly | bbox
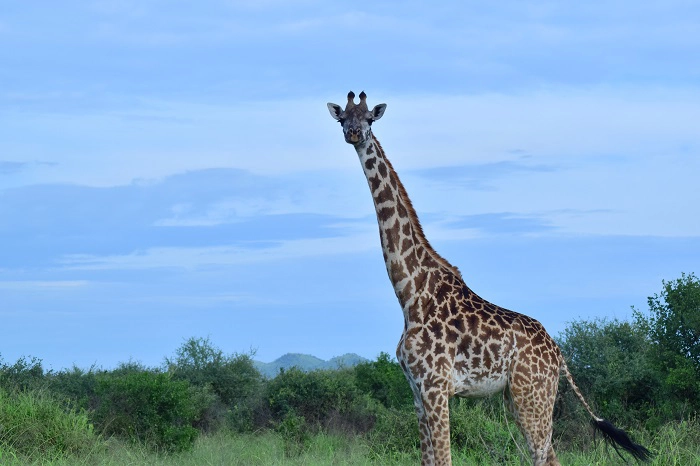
[452,365,509,398]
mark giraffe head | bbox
[327,91,386,146]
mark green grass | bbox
[0,431,411,466]
[0,388,102,463]
[1,388,698,466]
[2,423,700,466]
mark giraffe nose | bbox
[345,127,362,143]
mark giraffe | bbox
[327,91,652,466]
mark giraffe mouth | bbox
[345,130,365,145]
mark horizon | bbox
[2,1,699,370]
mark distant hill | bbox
[254,352,368,378]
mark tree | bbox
[557,318,658,426]
[165,337,262,408]
[164,337,265,432]
[0,356,45,392]
[353,352,413,410]
[635,273,700,370]
[634,273,700,411]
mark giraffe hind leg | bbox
[506,369,561,466]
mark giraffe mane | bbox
[372,135,463,279]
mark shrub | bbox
[165,337,264,433]
[265,367,375,434]
[187,383,227,433]
[634,273,700,418]
[91,367,198,452]
[557,317,658,431]
[48,365,99,411]
[354,352,413,410]
[0,356,46,392]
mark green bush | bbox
[166,337,262,405]
[187,383,227,433]
[557,317,659,431]
[265,367,375,434]
[354,352,413,410]
[0,388,100,461]
[554,273,700,439]
[634,273,700,418]
[48,365,99,411]
[637,273,700,372]
[91,366,198,452]
[166,337,264,433]
[0,356,46,392]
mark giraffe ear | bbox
[327,103,343,121]
[371,104,387,121]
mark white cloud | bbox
[154,195,312,227]
[405,144,700,238]
[4,87,697,239]
[59,231,378,271]
[6,86,699,186]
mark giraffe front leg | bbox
[408,381,436,465]
[398,342,451,465]
[426,389,452,466]
[414,398,435,466]
[412,382,453,466]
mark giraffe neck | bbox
[354,134,461,315]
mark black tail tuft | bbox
[592,419,652,462]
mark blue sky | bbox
[1,1,699,370]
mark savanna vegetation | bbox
[1,273,699,465]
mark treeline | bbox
[0,273,698,463]
[557,273,700,434]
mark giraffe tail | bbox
[561,360,652,462]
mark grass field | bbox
[3,420,700,466]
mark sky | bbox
[1,1,699,370]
